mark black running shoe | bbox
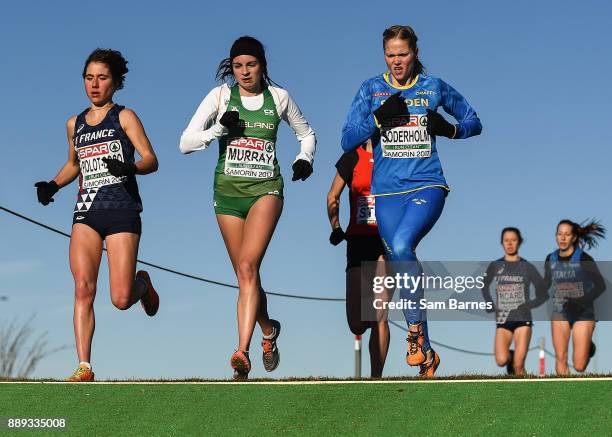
[261,319,281,372]
[589,341,596,358]
[506,349,515,375]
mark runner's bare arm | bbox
[119,108,158,175]
[51,116,82,188]
[326,172,346,230]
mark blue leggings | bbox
[375,187,446,352]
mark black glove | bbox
[373,91,408,125]
[102,157,137,177]
[426,109,456,138]
[219,111,240,128]
[563,298,586,315]
[329,227,346,246]
[292,159,313,181]
[34,180,59,206]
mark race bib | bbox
[554,282,584,310]
[496,283,525,311]
[77,140,125,189]
[224,137,275,179]
[380,114,431,159]
[356,195,376,225]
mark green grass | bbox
[1,381,611,436]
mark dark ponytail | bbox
[558,219,606,249]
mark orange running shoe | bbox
[230,350,251,380]
[66,365,94,382]
[406,323,426,366]
[137,270,159,317]
[419,349,440,378]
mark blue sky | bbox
[1,0,611,379]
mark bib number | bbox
[77,140,125,189]
[380,114,431,159]
[495,282,525,323]
[356,195,376,225]
[224,137,275,179]
[554,282,584,311]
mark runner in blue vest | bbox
[544,219,606,375]
[341,25,482,377]
[34,49,160,381]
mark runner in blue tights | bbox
[341,25,482,376]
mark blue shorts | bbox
[552,310,596,327]
[73,209,141,239]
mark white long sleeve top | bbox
[179,84,316,164]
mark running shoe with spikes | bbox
[230,350,251,380]
[419,349,440,378]
[406,322,426,366]
[66,365,94,382]
[584,341,597,369]
[136,270,159,317]
[506,349,515,375]
[261,319,281,372]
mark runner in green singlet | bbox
[180,36,316,379]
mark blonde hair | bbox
[382,25,424,78]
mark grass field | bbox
[1,379,611,436]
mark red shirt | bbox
[336,147,378,236]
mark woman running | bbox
[180,36,316,379]
[327,140,390,378]
[545,219,606,375]
[482,227,547,375]
[341,25,482,377]
[34,48,160,382]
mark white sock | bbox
[79,362,92,370]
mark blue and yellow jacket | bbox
[341,73,482,196]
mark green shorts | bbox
[213,191,284,219]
